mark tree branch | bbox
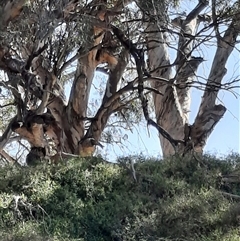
[85,49,129,146]
[186,0,209,22]
[173,1,209,122]
[0,149,18,165]
[36,73,57,114]
[191,6,240,153]
[112,25,182,151]
[0,0,32,29]
[0,115,17,151]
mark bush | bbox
[0,154,239,240]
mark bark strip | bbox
[191,8,240,153]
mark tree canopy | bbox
[0,0,239,164]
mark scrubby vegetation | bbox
[0,154,240,241]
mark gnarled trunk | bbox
[0,0,132,163]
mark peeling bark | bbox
[147,22,182,156]
[80,50,129,155]
[66,46,103,153]
[190,12,240,154]
[79,47,129,156]
[146,0,221,156]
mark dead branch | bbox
[0,149,18,164]
[221,191,240,201]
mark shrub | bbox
[0,154,239,240]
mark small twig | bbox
[221,191,240,201]
[118,159,137,182]
[130,159,137,182]
[222,175,240,183]
[0,102,15,108]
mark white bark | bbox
[191,12,240,153]
[147,23,183,156]
[146,0,237,156]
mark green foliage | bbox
[0,154,240,240]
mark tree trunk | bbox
[189,15,240,153]
[147,0,238,156]
[147,23,180,156]
[0,0,132,162]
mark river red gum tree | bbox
[0,0,239,164]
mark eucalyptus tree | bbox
[143,0,240,156]
[0,0,239,164]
